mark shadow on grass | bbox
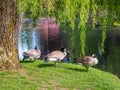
[20,60,35,63]
[65,67,86,72]
[37,63,56,68]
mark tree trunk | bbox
[0,0,20,70]
[15,12,24,48]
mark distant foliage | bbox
[16,0,120,56]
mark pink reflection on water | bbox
[38,17,60,58]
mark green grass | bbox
[0,60,120,90]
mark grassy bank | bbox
[0,60,120,90]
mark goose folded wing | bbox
[46,51,64,59]
[23,49,35,56]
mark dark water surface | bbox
[19,19,120,78]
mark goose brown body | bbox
[45,48,67,63]
[23,46,41,60]
[74,54,98,72]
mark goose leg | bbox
[23,56,26,61]
[86,66,89,72]
[54,61,57,66]
[58,59,62,68]
[44,60,49,64]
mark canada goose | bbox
[44,48,67,65]
[74,54,98,72]
[23,46,41,60]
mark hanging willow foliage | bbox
[16,0,120,56]
[79,0,90,56]
[91,0,97,28]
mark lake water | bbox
[19,19,120,78]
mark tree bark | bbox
[0,0,20,70]
[15,12,24,47]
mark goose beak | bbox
[66,49,71,55]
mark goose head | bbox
[92,54,97,58]
[61,48,71,56]
[60,48,67,56]
[60,48,65,52]
[34,45,38,50]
